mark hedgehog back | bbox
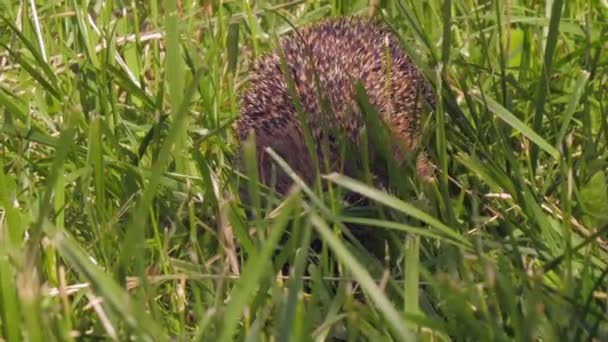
[236,18,434,193]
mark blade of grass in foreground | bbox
[0,16,60,98]
[0,163,21,342]
[50,230,167,340]
[557,70,590,145]
[470,90,560,159]
[117,67,205,274]
[310,213,415,341]
[324,173,469,247]
[0,242,20,342]
[337,216,467,248]
[278,217,312,342]
[435,0,456,227]
[404,234,420,328]
[531,0,565,168]
[26,127,76,272]
[218,190,300,342]
[242,132,264,239]
[165,0,187,174]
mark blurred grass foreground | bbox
[1,0,608,341]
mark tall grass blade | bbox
[531,0,565,168]
[218,191,300,342]
[310,213,415,341]
[470,90,560,159]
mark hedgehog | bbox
[235,17,436,196]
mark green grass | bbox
[1,0,608,340]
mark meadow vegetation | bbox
[1,0,608,340]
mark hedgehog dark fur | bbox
[236,17,436,195]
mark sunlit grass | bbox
[1,0,607,340]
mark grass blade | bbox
[324,173,469,247]
[557,70,590,144]
[531,0,565,168]
[218,191,300,342]
[470,90,560,159]
[310,213,415,341]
